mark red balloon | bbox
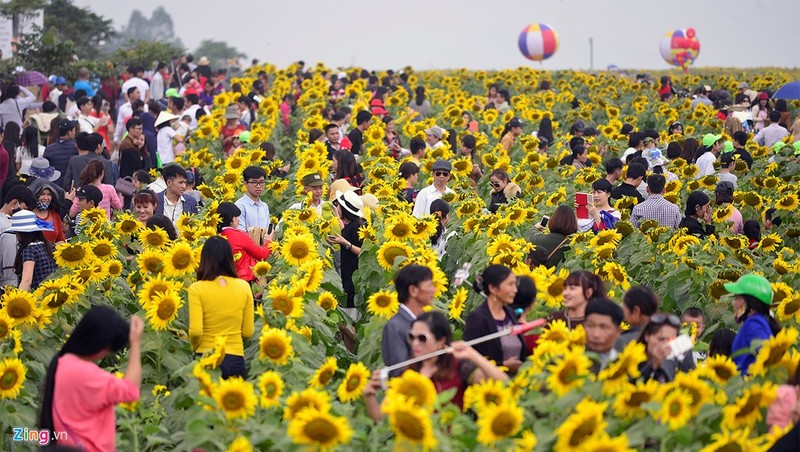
[686,28,696,38]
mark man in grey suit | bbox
[382,265,435,377]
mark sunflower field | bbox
[2,63,800,451]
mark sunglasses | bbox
[650,313,681,328]
[490,182,502,188]
[407,332,433,344]
[434,171,450,177]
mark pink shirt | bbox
[767,385,799,430]
[70,184,123,219]
[52,354,140,452]
[729,206,743,235]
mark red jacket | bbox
[219,228,271,281]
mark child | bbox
[718,152,738,188]
[173,115,192,155]
[132,170,153,192]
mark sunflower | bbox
[269,284,304,318]
[53,242,93,268]
[297,259,324,292]
[138,227,170,249]
[226,436,253,452]
[463,378,509,413]
[657,388,692,430]
[476,402,523,446]
[598,341,646,395]
[0,357,26,399]
[288,407,353,451]
[721,383,776,430]
[555,399,608,451]
[612,380,659,420]
[317,291,338,311]
[382,396,438,450]
[541,268,569,308]
[386,370,437,408]
[449,287,468,320]
[138,275,181,308]
[145,291,183,330]
[669,372,713,416]
[775,193,799,211]
[283,388,332,420]
[309,357,338,389]
[700,355,739,385]
[259,327,294,365]
[257,370,284,408]
[115,212,141,235]
[280,233,318,266]
[597,262,630,291]
[589,230,622,248]
[162,241,199,277]
[758,233,782,252]
[366,290,399,320]
[253,261,272,278]
[213,377,257,420]
[777,293,800,322]
[337,362,370,402]
[2,289,39,327]
[0,311,12,340]
[698,428,759,452]
[546,347,592,396]
[89,238,118,260]
[712,205,733,223]
[709,280,727,300]
[106,260,123,278]
[749,328,799,377]
[376,240,414,270]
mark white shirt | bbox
[399,304,417,320]
[412,184,454,218]
[78,114,98,134]
[163,194,184,226]
[288,200,324,215]
[157,127,178,164]
[184,105,201,130]
[235,194,271,231]
[122,77,150,100]
[49,87,63,104]
[695,152,717,178]
[578,208,622,232]
[114,102,133,142]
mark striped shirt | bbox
[630,194,682,229]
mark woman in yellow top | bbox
[499,117,524,151]
[188,236,255,379]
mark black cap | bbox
[58,119,79,136]
[620,123,634,135]
[508,118,524,128]
[76,185,103,205]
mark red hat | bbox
[371,106,388,116]
[757,92,768,100]
[369,98,384,108]
[340,136,352,150]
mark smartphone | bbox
[539,216,549,228]
[267,223,274,235]
[575,193,591,219]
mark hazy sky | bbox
[75,0,800,71]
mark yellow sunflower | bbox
[269,284,304,318]
[774,193,799,211]
[546,347,593,396]
[283,388,332,420]
[144,291,183,330]
[463,378,510,413]
[288,408,353,451]
[698,428,759,452]
[226,436,253,452]
[252,261,272,278]
[381,396,438,450]
[137,248,166,274]
[386,370,437,408]
[0,357,26,399]
[296,258,324,292]
[613,380,659,420]
[163,241,199,277]
[54,242,93,267]
[699,355,738,385]
[449,287,468,320]
[598,341,646,395]
[476,402,524,446]
[366,290,399,319]
[721,383,776,430]
[749,328,799,377]
[758,233,782,252]
[259,327,294,365]
[376,240,414,270]
[89,238,118,260]
[777,293,800,322]
[138,227,170,249]
[657,388,693,430]
[213,377,257,420]
[555,399,608,451]
[2,289,39,327]
[317,291,338,311]
[138,275,181,308]
[280,233,318,266]
[309,357,338,389]
[115,212,141,235]
[257,370,284,408]
[337,362,370,402]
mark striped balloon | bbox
[518,23,559,61]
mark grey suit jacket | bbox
[382,307,414,377]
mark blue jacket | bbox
[43,139,78,188]
[732,314,772,374]
[155,191,199,218]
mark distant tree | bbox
[194,39,246,72]
[108,7,183,51]
[0,0,46,37]
[113,40,183,72]
[12,25,74,77]
[42,0,115,58]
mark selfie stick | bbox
[379,318,546,381]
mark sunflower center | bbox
[62,246,86,262]
[345,375,362,391]
[264,342,284,359]
[304,417,338,443]
[736,395,760,419]
[669,399,682,416]
[318,369,334,385]
[628,391,650,407]
[172,251,192,269]
[491,412,517,436]
[290,242,309,259]
[548,279,564,297]
[94,244,112,257]
[222,392,244,410]
[0,321,8,338]
[765,344,789,365]
[157,300,176,319]
[394,411,425,440]
[274,297,293,315]
[7,298,32,318]
[0,370,19,390]
[264,382,278,398]
[569,418,597,446]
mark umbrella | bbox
[773,81,800,100]
[14,71,48,86]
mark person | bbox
[43,119,79,188]
[463,265,528,376]
[615,286,659,352]
[423,126,445,151]
[146,215,178,240]
[604,158,624,185]
[381,264,435,376]
[621,132,644,162]
[347,110,372,155]
[409,86,431,118]
[69,160,122,220]
[188,236,255,378]
[460,134,483,187]
[764,208,783,231]
[150,62,167,101]
[288,173,325,214]
[637,313,694,383]
[217,202,273,282]
[114,87,140,145]
[429,199,454,259]
[32,183,67,244]
[383,116,405,158]
[547,270,606,330]
[578,179,620,232]
[399,161,419,204]
[731,131,754,168]
[235,166,271,232]
[708,328,736,357]
[529,204,578,268]
[715,181,743,234]
[725,274,780,374]
[327,190,365,316]
[487,169,521,213]
[17,126,42,176]
[751,92,770,132]
[561,144,589,169]
[630,174,681,229]
[155,165,199,226]
[133,189,158,225]
[69,185,103,237]
[324,123,341,159]
[611,162,646,207]
[696,133,722,177]
[119,118,149,175]
[680,191,714,238]
[767,367,800,431]
[220,106,247,156]
[366,311,508,418]
[681,307,706,340]
[121,65,150,103]
[76,97,100,134]
[7,209,56,291]
[39,306,142,451]
[744,220,761,249]
[717,152,738,188]
[499,118,524,151]
[584,298,625,373]
[0,84,36,127]
[155,111,180,165]
[691,86,713,109]
[0,185,35,287]
[408,137,426,165]
[754,110,789,148]
[332,150,364,188]
[63,132,114,190]
[412,159,454,218]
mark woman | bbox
[546,270,606,330]
[399,161,419,204]
[333,149,364,188]
[767,367,800,431]
[383,116,404,159]
[409,86,431,118]
[751,92,770,132]
[32,183,67,244]
[146,215,178,241]
[119,133,149,179]
[364,311,508,418]
[70,160,122,220]
[429,199,454,259]
[133,189,158,225]
[188,236,255,379]
[327,190,364,314]
[463,265,529,376]
[537,117,555,148]
[636,312,692,383]
[680,137,700,163]
[499,118,524,151]
[308,128,324,143]
[561,144,590,169]
[40,306,142,451]
[0,84,36,127]
[460,134,483,188]
[17,125,41,175]
[89,95,114,150]
[529,204,578,268]
[680,191,714,238]
[462,111,479,133]
[715,181,742,234]
[156,111,181,165]
[3,121,20,181]
[725,274,780,374]
[744,220,761,250]
[578,179,621,233]
[488,169,520,213]
[8,209,56,291]
[494,89,511,114]
[667,121,683,136]
[216,202,272,282]
[238,95,256,129]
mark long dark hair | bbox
[216,202,241,232]
[14,231,52,276]
[40,306,130,435]
[564,270,606,301]
[334,149,360,179]
[409,311,455,380]
[47,117,61,145]
[3,121,21,148]
[737,294,781,335]
[21,125,39,158]
[197,236,238,281]
[537,117,554,145]
[429,199,450,246]
[78,159,105,186]
[146,215,178,240]
[414,86,426,106]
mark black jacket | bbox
[680,216,714,238]
[43,139,78,188]
[463,302,529,367]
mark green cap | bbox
[723,140,734,152]
[773,142,787,153]
[165,88,180,98]
[723,274,773,305]
[238,131,251,143]
[702,133,722,147]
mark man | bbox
[118,117,145,152]
[76,97,99,134]
[0,185,35,286]
[155,165,199,226]
[718,152,738,188]
[183,94,201,130]
[382,264,435,376]
[49,76,67,104]
[682,307,705,339]
[121,65,150,103]
[43,119,79,188]
[324,123,341,159]
[289,173,325,214]
[731,131,754,169]
[409,137,426,165]
[235,166,270,231]
[73,67,95,97]
[169,97,185,116]
[614,286,658,352]
[412,159,454,218]
[347,110,372,155]
[611,162,646,207]
[584,298,624,373]
[754,110,789,148]
[630,174,681,228]
[424,126,445,150]
[114,87,140,144]
[71,184,103,236]
[64,133,113,190]
[604,158,623,185]
[150,62,168,101]
[691,86,713,109]
[696,133,723,177]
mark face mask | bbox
[36,201,50,210]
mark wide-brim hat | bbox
[329,179,358,201]
[198,56,210,66]
[224,105,240,119]
[155,111,179,127]
[335,190,364,219]
[7,209,55,233]
[28,157,61,182]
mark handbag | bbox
[115,176,135,197]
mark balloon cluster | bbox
[659,28,701,71]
